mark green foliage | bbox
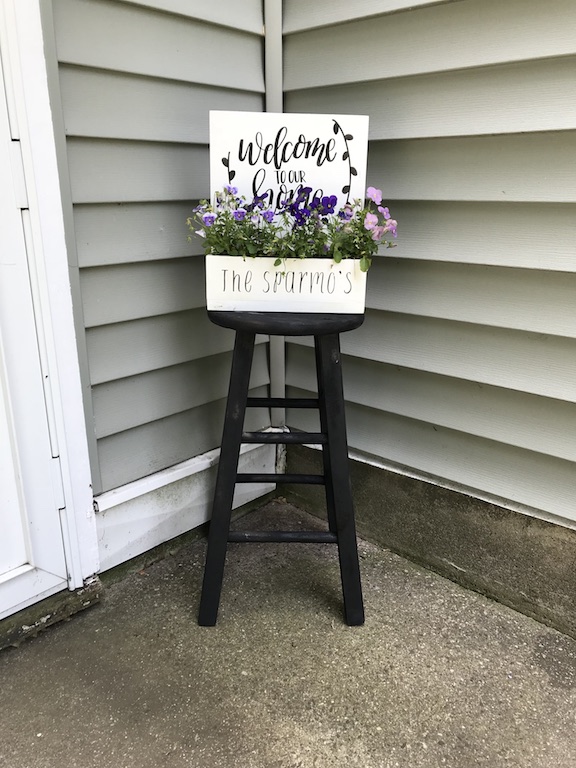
[187,186,397,272]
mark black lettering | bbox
[312,272,324,293]
[302,138,336,167]
[274,127,288,169]
[325,137,337,162]
[252,168,274,208]
[238,129,338,170]
[238,132,263,165]
[292,134,307,160]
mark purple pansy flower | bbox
[262,210,275,223]
[233,209,247,221]
[321,195,337,214]
[338,203,354,221]
[251,193,268,209]
[293,207,311,225]
[202,212,216,227]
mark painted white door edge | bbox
[3,0,98,588]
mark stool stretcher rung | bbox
[236,473,325,485]
[241,431,327,444]
[246,397,319,409]
[228,531,337,544]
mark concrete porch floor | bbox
[2,501,576,768]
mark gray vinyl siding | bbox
[50,0,267,493]
[284,0,576,523]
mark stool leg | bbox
[314,337,337,535]
[198,329,256,626]
[316,333,365,626]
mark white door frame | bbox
[0,0,98,605]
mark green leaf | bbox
[360,256,371,272]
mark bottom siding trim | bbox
[285,445,576,641]
[346,447,576,534]
[94,443,276,571]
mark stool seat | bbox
[198,310,365,627]
[208,310,364,336]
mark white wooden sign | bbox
[209,111,369,209]
[207,111,369,312]
[206,255,367,313]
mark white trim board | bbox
[95,443,276,571]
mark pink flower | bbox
[366,187,383,205]
[383,219,398,237]
[371,226,385,242]
[364,212,378,230]
[378,206,390,219]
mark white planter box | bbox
[205,255,366,313]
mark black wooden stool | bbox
[198,311,365,626]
